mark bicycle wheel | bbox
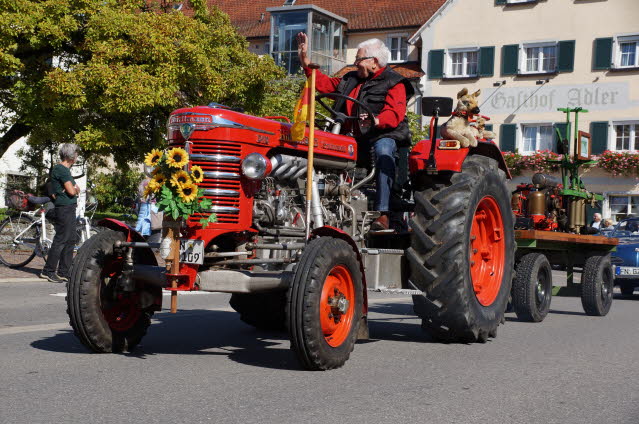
[0,215,39,268]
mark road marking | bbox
[0,323,70,336]
[50,291,216,297]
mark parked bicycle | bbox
[0,195,55,268]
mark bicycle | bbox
[0,196,55,268]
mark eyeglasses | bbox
[354,56,374,65]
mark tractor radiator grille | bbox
[188,141,243,226]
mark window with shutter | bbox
[614,35,639,69]
[557,40,575,72]
[501,45,519,75]
[590,121,609,154]
[611,121,639,151]
[428,50,445,79]
[479,46,495,77]
[521,42,557,74]
[500,124,517,152]
[593,38,613,70]
[445,48,479,78]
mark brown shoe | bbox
[371,214,393,232]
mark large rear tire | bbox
[67,229,155,352]
[230,292,287,331]
[581,254,613,316]
[408,155,515,342]
[287,237,363,370]
[512,253,553,322]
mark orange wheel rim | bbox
[320,265,355,347]
[470,196,506,306]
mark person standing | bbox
[135,177,153,237]
[41,143,81,283]
[296,33,414,231]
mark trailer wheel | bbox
[287,237,363,370]
[67,229,154,352]
[408,155,515,342]
[512,253,553,322]
[230,292,287,331]
[581,254,613,316]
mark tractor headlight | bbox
[241,153,270,180]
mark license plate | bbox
[179,239,204,265]
[618,266,639,276]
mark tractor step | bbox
[360,248,405,255]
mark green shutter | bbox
[500,124,517,152]
[428,50,445,79]
[495,0,506,4]
[501,44,519,75]
[590,121,609,154]
[479,46,495,77]
[484,124,493,132]
[557,40,575,72]
[593,38,613,70]
[553,123,569,154]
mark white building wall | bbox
[414,0,639,223]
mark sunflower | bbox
[190,165,204,183]
[143,181,157,197]
[166,147,189,169]
[144,149,163,167]
[170,170,191,187]
[152,173,167,187]
[177,181,198,203]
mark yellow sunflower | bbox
[190,165,204,184]
[143,181,157,197]
[170,170,191,187]
[152,173,167,187]
[144,149,163,167]
[166,147,189,169]
[177,181,198,203]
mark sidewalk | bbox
[0,257,47,282]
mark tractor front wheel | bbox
[408,155,515,342]
[287,237,363,370]
[67,229,155,352]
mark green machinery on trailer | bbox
[509,107,618,323]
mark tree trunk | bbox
[0,122,31,158]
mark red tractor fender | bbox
[409,140,512,179]
[311,225,368,315]
[97,218,158,266]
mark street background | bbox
[1,268,637,424]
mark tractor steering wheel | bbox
[315,92,377,136]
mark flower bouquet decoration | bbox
[143,147,217,227]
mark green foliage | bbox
[0,0,284,164]
[407,111,429,146]
[256,74,306,119]
[91,167,142,213]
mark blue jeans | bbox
[373,137,397,212]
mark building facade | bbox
[411,0,639,223]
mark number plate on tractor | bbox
[617,266,639,276]
[179,239,204,265]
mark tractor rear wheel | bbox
[581,254,613,316]
[230,292,287,331]
[67,229,156,352]
[512,253,553,322]
[408,155,515,342]
[287,237,363,370]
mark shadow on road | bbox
[30,302,438,369]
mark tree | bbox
[0,0,284,164]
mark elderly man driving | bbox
[296,32,414,232]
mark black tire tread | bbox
[409,155,515,343]
[512,253,552,322]
[581,254,613,316]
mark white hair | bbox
[59,143,80,161]
[357,38,390,67]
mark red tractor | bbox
[67,95,515,370]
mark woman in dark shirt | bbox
[40,143,81,283]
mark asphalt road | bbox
[1,271,638,424]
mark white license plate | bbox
[618,266,639,275]
[179,239,204,265]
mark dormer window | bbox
[267,4,347,75]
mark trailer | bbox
[512,229,618,322]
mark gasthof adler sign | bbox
[480,82,634,115]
